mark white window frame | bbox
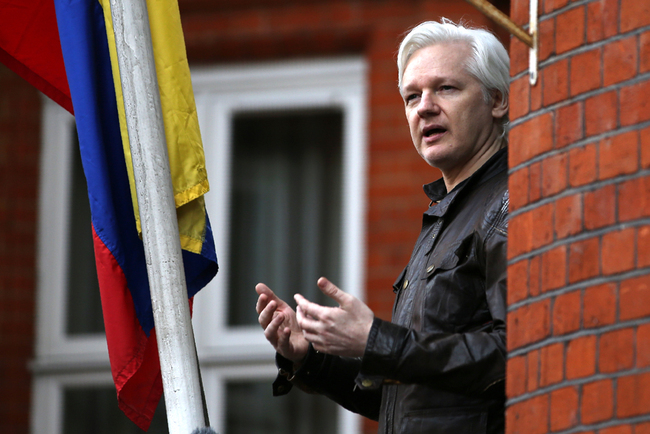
[191,57,368,434]
[31,99,111,434]
[33,99,109,368]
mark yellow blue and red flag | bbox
[0,0,218,430]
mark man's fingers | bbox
[263,311,284,345]
[258,300,277,329]
[294,294,322,321]
[317,277,350,306]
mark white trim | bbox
[34,99,109,366]
[31,369,114,434]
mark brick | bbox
[570,48,601,96]
[506,395,549,434]
[508,259,529,305]
[550,386,579,431]
[637,323,650,368]
[527,349,540,392]
[553,290,580,335]
[599,328,635,373]
[510,75,530,121]
[642,31,650,73]
[530,71,543,112]
[585,91,618,137]
[600,426,633,434]
[639,225,650,268]
[531,203,555,250]
[555,102,583,148]
[628,126,650,166]
[541,246,567,292]
[509,167,529,211]
[583,282,617,328]
[620,80,650,126]
[542,59,569,106]
[507,355,527,398]
[581,379,614,424]
[587,0,619,43]
[568,237,600,283]
[509,211,534,259]
[511,0,529,27]
[584,184,616,230]
[620,274,650,320]
[540,342,564,387]
[617,372,650,417]
[538,17,556,63]
[603,36,638,86]
[508,299,551,350]
[510,113,554,167]
[599,130,639,180]
[530,256,542,297]
[620,0,650,32]
[601,228,636,275]
[544,0,569,14]
[555,193,582,239]
[618,176,650,222]
[566,335,597,379]
[556,6,585,54]
[529,162,542,203]
[568,143,597,187]
[541,152,567,197]
[510,37,529,77]
[636,422,650,434]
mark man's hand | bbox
[255,283,309,363]
[294,277,374,358]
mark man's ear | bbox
[491,90,509,120]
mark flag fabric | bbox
[0,0,72,112]
[1,0,218,430]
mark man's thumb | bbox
[317,277,347,305]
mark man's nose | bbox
[417,93,440,117]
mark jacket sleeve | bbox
[358,191,508,396]
[273,346,382,421]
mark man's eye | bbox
[405,94,419,103]
[439,85,455,92]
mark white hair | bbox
[397,19,510,133]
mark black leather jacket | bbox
[275,148,508,433]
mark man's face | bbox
[401,43,503,176]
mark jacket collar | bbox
[423,147,508,217]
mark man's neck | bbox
[442,136,506,193]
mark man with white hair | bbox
[256,19,509,433]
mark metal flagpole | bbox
[107,0,207,432]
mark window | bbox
[32,56,367,434]
[192,57,367,434]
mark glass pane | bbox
[228,109,343,326]
[226,379,338,434]
[65,127,104,335]
[63,386,168,434]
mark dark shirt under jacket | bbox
[275,148,509,434]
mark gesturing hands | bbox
[295,277,374,358]
[256,278,375,360]
[256,283,309,363]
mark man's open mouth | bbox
[423,126,447,137]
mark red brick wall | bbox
[0,64,41,433]
[506,0,650,432]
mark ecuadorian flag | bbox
[0,0,218,430]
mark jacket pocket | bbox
[399,406,487,434]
